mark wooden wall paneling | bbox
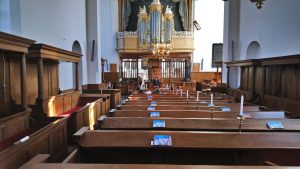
[240,67,247,91]
[43,64,50,99]
[9,58,21,104]
[0,56,11,113]
[248,67,254,92]
[54,98,64,116]
[254,67,263,95]
[26,62,38,105]
[63,96,72,112]
[282,66,297,99]
[297,66,300,100]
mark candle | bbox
[196,91,199,101]
[210,93,213,106]
[180,89,182,97]
[145,84,147,89]
[240,95,244,116]
[186,90,189,98]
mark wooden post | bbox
[37,58,44,100]
[75,62,80,90]
[252,66,256,94]
[20,53,28,110]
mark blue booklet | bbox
[153,135,172,146]
[150,102,157,106]
[151,101,157,104]
[221,107,231,112]
[267,121,284,129]
[147,106,155,111]
[153,120,165,128]
[150,111,160,117]
[147,95,153,100]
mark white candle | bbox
[180,89,182,97]
[210,93,213,106]
[145,84,147,89]
[240,95,244,116]
[186,90,189,98]
[196,91,199,101]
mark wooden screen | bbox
[121,59,138,80]
[161,59,186,82]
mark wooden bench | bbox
[111,110,285,119]
[20,154,296,169]
[0,117,68,169]
[98,116,297,132]
[74,130,300,165]
[82,88,121,109]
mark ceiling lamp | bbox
[138,0,174,59]
[250,0,266,9]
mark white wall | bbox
[223,0,300,88]
[100,0,119,71]
[239,0,300,59]
[0,0,88,90]
[193,0,224,72]
[86,0,102,84]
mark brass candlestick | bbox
[209,106,214,119]
[237,115,245,133]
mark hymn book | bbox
[147,106,155,111]
[267,121,284,129]
[153,120,165,128]
[221,107,231,112]
[150,112,160,117]
[152,135,172,146]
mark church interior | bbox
[1,0,300,168]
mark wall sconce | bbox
[249,0,266,9]
[193,20,201,30]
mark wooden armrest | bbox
[19,154,50,169]
[62,149,78,163]
[73,127,89,137]
[264,161,280,166]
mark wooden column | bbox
[20,53,28,110]
[227,67,230,88]
[37,58,44,100]
[252,66,256,94]
[75,62,80,90]
[261,66,266,99]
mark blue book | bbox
[221,107,231,112]
[267,121,284,129]
[153,120,165,128]
[199,101,207,104]
[153,135,172,146]
[150,112,160,117]
[147,95,153,100]
[147,106,155,111]
[151,101,157,104]
[150,103,157,107]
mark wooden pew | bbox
[79,93,111,116]
[75,130,300,165]
[0,109,31,142]
[20,154,298,169]
[111,110,285,119]
[0,117,68,169]
[82,87,121,109]
[98,116,297,132]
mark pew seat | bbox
[58,106,83,117]
[0,117,68,169]
[74,130,300,165]
[0,129,36,152]
[98,116,298,132]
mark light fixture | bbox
[250,0,266,9]
[138,0,174,59]
[193,20,201,30]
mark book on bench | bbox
[152,135,172,146]
[150,112,160,117]
[150,101,157,107]
[147,106,155,111]
[267,121,284,129]
[221,107,231,112]
[153,120,165,128]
